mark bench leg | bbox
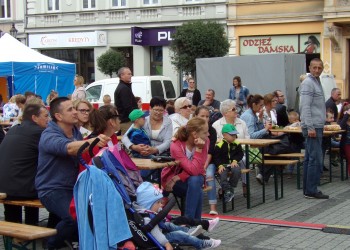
[2,236,35,250]
[274,167,278,200]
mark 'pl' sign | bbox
[131,27,176,46]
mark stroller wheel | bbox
[218,188,223,199]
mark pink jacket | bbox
[161,139,209,189]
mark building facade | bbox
[25,0,228,90]
[228,0,350,98]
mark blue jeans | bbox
[302,128,323,195]
[40,189,78,248]
[164,222,212,250]
[206,164,217,205]
[172,175,204,219]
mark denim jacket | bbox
[240,109,269,139]
[229,86,249,106]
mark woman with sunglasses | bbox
[73,99,92,138]
[212,99,250,198]
[170,97,192,135]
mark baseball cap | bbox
[222,124,239,135]
[129,109,146,122]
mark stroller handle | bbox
[143,197,176,232]
[89,137,101,157]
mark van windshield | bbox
[86,85,102,102]
[164,80,176,98]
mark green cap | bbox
[129,109,146,122]
[222,124,239,135]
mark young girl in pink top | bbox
[161,117,209,219]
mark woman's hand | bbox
[165,175,180,191]
[194,138,205,149]
[165,242,173,250]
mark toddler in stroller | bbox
[136,182,221,250]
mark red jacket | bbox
[161,138,209,189]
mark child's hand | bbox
[165,242,173,250]
[194,138,205,149]
[231,162,239,168]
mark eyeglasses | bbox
[180,105,192,109]
[152,108,165,113]
[77,109,90,114]
[231,107,237,112]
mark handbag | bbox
[264,133,293,155]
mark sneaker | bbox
[202,239,221,249]
[188,225,204,237]
[256,174,263,185]
[224,190,234,203]
[208,217,220,232]
[209,210,218,215]
[304,192,329,199]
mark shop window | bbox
[151,46,163,75]
[143,0,159,5]
[0,0,11,18]
[112,0,126,7]
[83,0,96,9]
[151,80,164,97]
[48,0,59,11]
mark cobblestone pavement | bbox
[1,161,350,249]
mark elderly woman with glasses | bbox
[122,96,173,157]
[170,97,192,136]
[212,99,250,198]
[73,99,92,138]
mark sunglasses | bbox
[77,109,90,114]
[231,107,237,112]
[180,105,192,109]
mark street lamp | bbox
[9,23,17,38]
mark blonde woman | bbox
[71,75,86,101]
[73,99,92,137]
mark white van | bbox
[85,76,178,110]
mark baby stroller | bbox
[75,139,178,250]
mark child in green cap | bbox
[213,124,244,203]
[127,109,152,158]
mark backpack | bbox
[209,111,223,126]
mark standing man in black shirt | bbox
[114,67,138,134]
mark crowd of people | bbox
[0,59,346,249]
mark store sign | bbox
[29,31,107,48]
[240,35,298,55]
[131,27,175,46]
[240,34,321,55]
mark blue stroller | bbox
[75,139,177,250]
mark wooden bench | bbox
[256,159,299,202]
[0,221,56,250]
[264,153,305,189]
[0,199,44,208]
[0,193,7,199]
[329,148,348,181]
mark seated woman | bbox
[123,96,172,157]
[240,94,272,184]
[161,117,209,219]
[170,97,192,135]
[73,99,92,138]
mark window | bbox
[83,0,96,9]
[86,85,102,103]
[143,0,158,4]
[112,0,126,7]
[151,80,164,97]
[48,0,59,11]
[0,0,11,18]
[164,80,176,98]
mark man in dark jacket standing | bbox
[0,104,49,225]
[114,67,138,134]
